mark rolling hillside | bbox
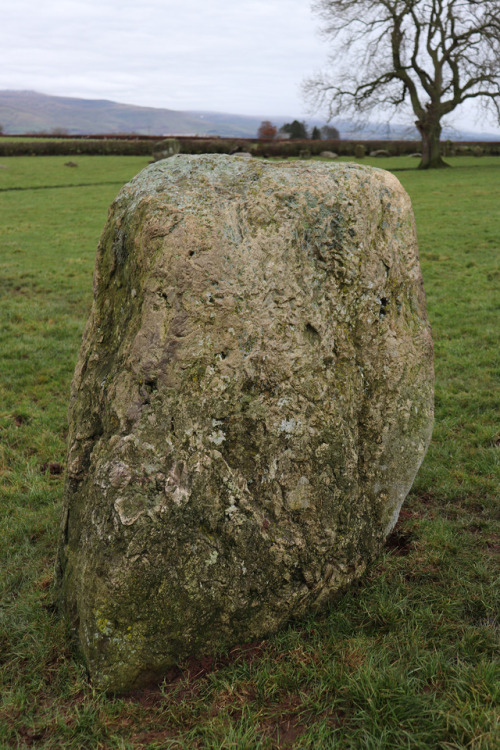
[0,91,282,137]
[0,90,497,140]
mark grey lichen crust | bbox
[56,155,434,692]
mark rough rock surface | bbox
[56,154,434,692]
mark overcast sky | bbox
[2,0,499,133]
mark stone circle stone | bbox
[152,138,181,161]
[56,154,434,692]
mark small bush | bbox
[354,144,366,158]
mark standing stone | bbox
[152,138,181,161]
[56,154,433,692]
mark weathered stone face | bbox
[56,154,433,692]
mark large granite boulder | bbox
[56,155,434,692]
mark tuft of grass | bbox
[0,155,498,748]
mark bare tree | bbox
[304,1,500,168]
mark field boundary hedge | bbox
[1,135,499,157]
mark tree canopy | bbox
[320,124,340,139]
[279,120,309,139]
[304,0,500,168]
[257,120,278,140]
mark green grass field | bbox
[1,155,498,749]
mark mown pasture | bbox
[0,155,498,749]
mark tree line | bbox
[257,120,340,140]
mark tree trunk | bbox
[416,116,449,169]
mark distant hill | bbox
[0,90,498,140]
[0,90,294,137]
